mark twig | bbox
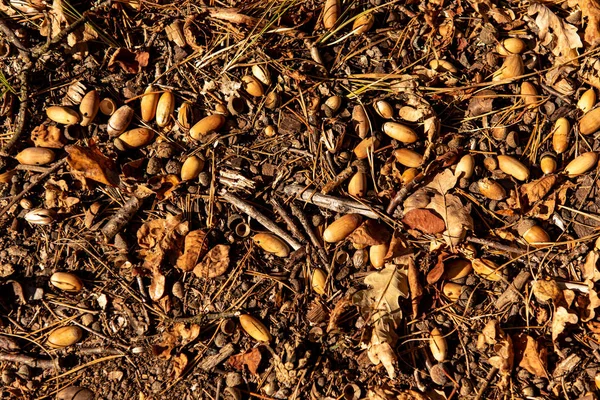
[495,271,531,310]
[475,367,498,400]
[289,202,328,265]
[270,198,307,243]
[101,196,142,242]
[199,343,235,371]
[282,184,380,219]
[0,158,67,222]
[0,352,59,369]
[220,191,302,250]
[321,163,356,195]
[467,237,526,255]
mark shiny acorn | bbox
[242,75,264,97]
[116,128,155,149]
[252,233,290,257]
[540,153,557,174]
[394,149,424,168]
[552,118,570,154]
[401,167,419,185]
[383,122,418,143]
[323,214,362,243]
[181,155,205,181]
[156,91,175,127]
[578,88,596,113]
[471,258,504,281]
[50,272,83,292]
[353,137,379,159]
[444,259,473,281]
[477,178,506,200]
[189,114,226,140]
[430,328,447,362]
[374,100,394,119]
[140,85,159,122]
[311,268,327,294]
[265,91,280,109]
[353,13,374,34]
[579,107,600,135]
[325,95,342,116]
[492,54,524,81]
[370,243,389,269]
[564,152,598,177]
[46,106,80,125]
[16,147,55,165]
[352,105,369,139]
[107,105,134,137]
[239,314,272,342]
[177,101,194,130]
[455,154,474,179]
[497,155,529,181]
[518,219,550,246]
[348,171,367,197]
[443,282,464,301]
[521,82,540,109]
[47,326,83,348]
[496,38,526,55]
[79,90,99,126]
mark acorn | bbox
[323,214,362,243]
[352,105,369,138]
[443,282,464,301]
[79,90,99,126]
[19,198,33,210]
[477,178,506,200]
[540,153,557,174]
[325,95,342,116]
[497,155,529,181]
[116,128,155,149]
[471,258,504,281]
[242,75,264,97]
[264,125,277,137]
[348,171,367,197]
[15,147,55,165]
[393,149,424,168]
[353,13,374,34]
[252,233,290,257]
[492,54,524,81]
[383,122,418,143]
[156,91,175,127]
[370,243,389,269]
[455,154,474,179]
[518,219,550,246]
[50,272,83,292]
[107,105,134,137]
[99,98,117,116]
[323,0,340,29]
[140,85,159,122]
[311,268,327,295]
[47,326,83,348]
[265,91,281,109]
[177,101,194,130]
[189,114,226,140]
[444,259,473,281]
[56,386,94,400]
[579,107,600,135]
[251,64,271,86]
[401,168,419,185]
[429,59,457,74]
[239,314,271,342]
[521,82,540,108]
[564,152,598,177]
[429,328,447,362]
[496,38,526,55]
[374,100,394,119]
[46,106,80,125]
[552,118,570,154]
[578,88,596,113]
[24,209,55,225]
[353,137,379,159]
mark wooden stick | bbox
[0,352,59,369]
[495,271,531,310]
[290,202,328,264]
[270,198,307,243]
[101,196,142,242]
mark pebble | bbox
[165,160,182,175]
[430,363,450,386]
[226,372,243,387]
[155,143,176,158]
[460,378,474,396]
[146,157,162,175]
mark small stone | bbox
[460,378,474,396]
[430,363,450,386]
[198,172,210,187]
[155,143,176,158]
[226,372,243,387]
[81,313,95,326]
[146,157,162,175]
[165,160,182,175]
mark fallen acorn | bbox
[323,0,340,29]
[99,98,116,116]
[492,54,524,81]
[325,95,342,116]
[430,327,447,362]
[353,137,379,159]
[264,91,280,109]
[497,155,530,181]
[50,272,83,292]
[323,214,362,243]
[401,168,419,184]
[455,154,474,179]
[189,114,225,140]
[242,75,264,97]
[181,155,204,181]
[311,268,327,295]
[370,243,389,269]
[140,85,159,122]
[496,37,526,55]
[552,118,570,154]
[79,90,99,127]
[24,208,55,225]
[444,258,473,281]
[578,88,596,113]
[352,105,369,139]
[393,148,424,168]
[518,219,550,246]
[348,171,367,197]
[540,153,557,174]
[56,386,94,400]
[443,282,464,301]
[521,82,540,108]
[47,326,83,348]
[116,128,155,149]
[177,101,194,130]
[383,122,418,143]
[264,125,277,137]
[353,12,374,34]
[579,107,600,135]
[374,100,394,119]
[251,64,271,86]
[19,198,33,209]
[252,233,290,257]
[430,59,457,74]
[239,314,272,342]
[46,106,80,125]
[156,91,175,127]
[107,105,134,137]
[477,178,506,200]
[564,151,598,177]
[15,147,55,165]
[471,258,504,281]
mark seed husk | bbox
[117,128,155,149]
[497,155,530,181]
[15,147,55,165]
[251,64,271,86]
[107,105,134,137]
[353,13,374,34]
[552,118,570,154]
[79,90,99,126]
[348,171,367,197]
[496,38,526,55]
[323,214,362,243]
[242,75,264,97]
[370,243,389,269]
[177,101,194,130]
[492,54,524,81]
[252,233,290,257]
[46,106,81,125]
[189,114,226,140]
[564,151,598,177]
[455,154,474,179]
[156,91,175,127]
[239,314,272,342]
[579,107,600,135]
[430,327,447,362]
[323,0,340,29]
[353,137,379,159]
[47,326,83,348]
[99,98,116,116]
[393,148,424,168]
[50,272,83,292]
[477,178,506,200]
[383,122,418,143]
[311,268,327,295]
[140,85,159,122]
[578,88,596,113]
[24,208,55,225]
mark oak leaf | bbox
[583,250,600,282]
[532,280,564,304]
[427,193,473,246]
[227,348,262,375]
[347,220,390,246]
[137,214,189,272]
[171,353,188,380]
[528,3,582,59]
[551,306,578,341]
[513,334,548,378]
[193,244,230,279]
[402,208,445,234]
[579,0,600,47]
[361,265,409,317]
[65,144,120,187]
[520,175,556,204]
[31,125,65,148]
[108,48,150,74]
[367,312,398,379]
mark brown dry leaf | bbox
[152,323,199,359]
[528,3,583,59]
[147,175,180,200]
[403,188,432,214]
[137,214,189,272]
[108,48,150,74]
[31,124,65,148]
[467,90,496,117]
[583,250,600,282]
[171,353,188,380]
[65,144,120,187]
[347,220,391,246]
[532,280,564,304]
[407,257,422,318]
[578,282,600,322]
[478,319,500,348]
[427,194,473,246]
[327,297,352,333]
[384,232,411,260]
[426,168,457,195]
[513,334,548,378]
[579,0,600,47]
[359,265,409,317]
[44,179,79,211]
[39,0,97,45]
[520,175,556,204]
[402,208,445,234]
[193,244,230,279]
[227,347,262,375]
[526,193,556,220]
[367,312,398,379]
[175,230,209,272]
[488,337,514,374]
[172,323,200,344]
[552,306,578,341]
[427,252,448,285]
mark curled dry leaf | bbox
[427,252,448,285]
[467,89,496,117]
[488,337,514,374]
[175,230,209,272]
[552,306,578,341]
[108,48,150,74]
[227,347,262,375]
[171,353,188,380]
[137,214,189,272]
[402,208,445,234]
[578,282,600,322]
[367,312,398,379]
[532,279,564,304]
[528,3,582,59]
[152,322,200,359]
[65,144,120,187]
[513,334,548,378]
[520,175,556,204]
[193,244,230,279]
[384,232,411,259]
[31,124,65,148]
[583,250,600,282]
[147,174,180,200]
[579,0,600,48]
[347,220,391,246]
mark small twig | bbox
[289,202,328,265]
[321,163,356,195]
[101,196,142,242]
[475,367,498,400]
[220,191,302,250]
[0,352,59,369]
[495,271,531,310]
[199,343,235,371]
[173,311,240,324]
[467,237,526,255]
[0,158,67,222]
[282,184,380,219]
[270,198,307,243]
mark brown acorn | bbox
[353,13,374,35]
[497,155,529,181]
[46,106,80,125]
[521,82,540,109]
[311,268,327,295]
[252,233,290,257]
[239,314,272,342]
[578,88,596,113]
[323,214,362,243]
[455,154,474,179]
[325,95,342,115]
[50,272,83,292]
[117,128,155,149]
[370,243,389,269]
[540,153,557,174]
[430,327,447,362]
[140,85,159,122]
[242,75,264,97]
[401,168,419,185]
[47,326,83,348]
[383,122,418,143]
[177,101,194,130]
[353,137,379,159]
[348,171,367,197]
[443,282,464,301]
[496,38,526,55]
[352,105,369,139]
[430,59,458,74]
[444,259,473,281]
[579,107,600,135]
[477,178,506,200]
[323,0,340,29]
[181,155,204,181]
[189,114,226,140]
[518,219,550,246]
[564,152,598,177]
[107,105,134,137]
[393,149,423,168]
[552,118,570,154]
[471,258,504,281]
[79,90,99,126]
[156,91,175,127]
[15,147,55,165]
[251,64,271,86]
[374,100,394,119]
[265,91,281,109]
[492,54,524,81]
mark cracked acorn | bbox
[239,314,271,342]
[50,272,83,292]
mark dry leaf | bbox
[426,168,457,195]
[31,124,65,148]
[65,145,120,187]
[193,244,230,279]
[347,220,391,246]
[108,48,150,74]
[171,353,188,380]
[407,257,422,318]
[384,232,411,259]
[44,179,79,211]
[175,230,209,272]
[583,250,600,282]
[147,175,180,200]
[402,208,445,234]
[39,0,98,45]
[152,323,199,359]
[467,90,496,117]
[578,282,600,322]
[367,313,398,379]
[360,265,409,317]
[579,0,600,47]
[137,214,189,272]
[427,252,448,285]
[520,175,556,204]
[513,334,548,378]
[488,337,514,374]
[227,348,262,375]
[532,280,564,304]
[427,193,473,246]
[528,3,582,59]
[552,306,578,341]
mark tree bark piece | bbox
[494,271,531,310]
[0,352,59,369]
[101,196,142,242]
[199,343,235,371]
